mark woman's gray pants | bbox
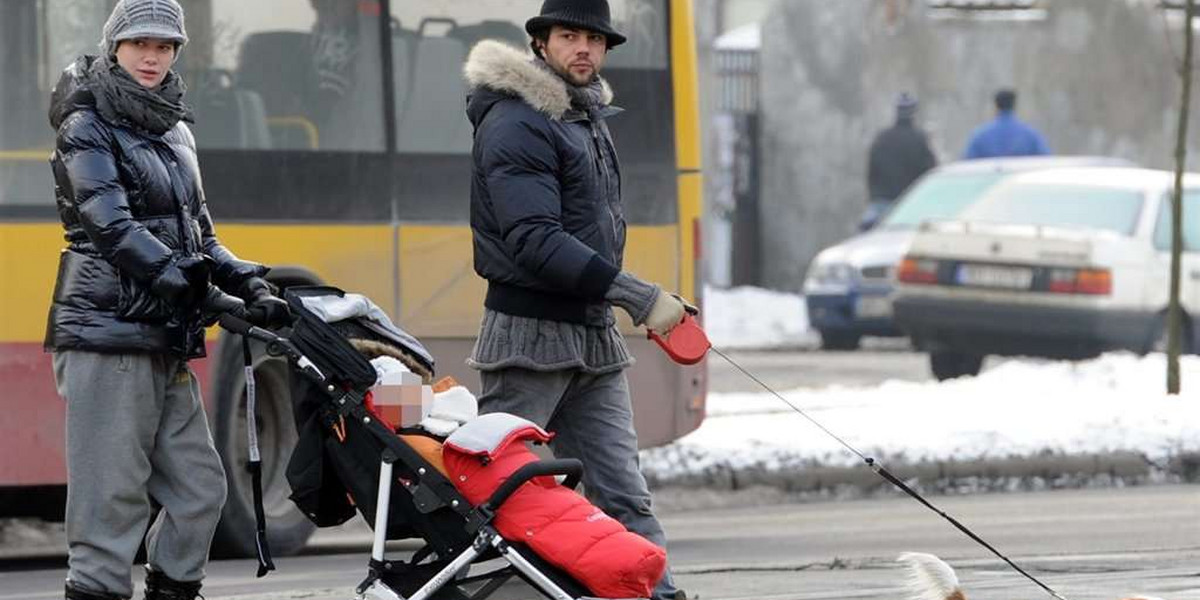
[53,351,228,599]
[478,368,678,600]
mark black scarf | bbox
[88,54,193,136]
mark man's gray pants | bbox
[53,351,228,598]
[478,368,678,600]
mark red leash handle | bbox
[647,313,711,365]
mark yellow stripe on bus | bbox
[0,223,395,343]
[670,0,703,302]
[624,224,681,296]
[209,223,397,312]
[0,150,52,161]
[396,225,482,338]
[1,222,682,343]
[395,224,682,338]
[677,173,702,298]
[0,224,63,342]
[670,0,702,172]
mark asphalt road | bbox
[5,348,1193,599]
[2,485,1195,600]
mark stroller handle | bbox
[217,313,325,381]
[218,313,281,344]
[481,459,583,512]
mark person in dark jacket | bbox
[45,1,289,599]
[862,92,937,229]
[963,89,1050,160]
[463,1,692,599]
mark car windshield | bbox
[962,182,1144,235]
[878,172,1005,229]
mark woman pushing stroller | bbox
[45,1,290,598]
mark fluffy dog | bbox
[896,552,1164,600]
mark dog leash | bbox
[707,346,1071,600]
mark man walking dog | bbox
[463,1,694,599]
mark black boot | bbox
[143,567,203,600]
[64,581,124,600]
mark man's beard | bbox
[546,57,595,86]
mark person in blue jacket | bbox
[963,89,1050,159]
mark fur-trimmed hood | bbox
[464,39,613,122]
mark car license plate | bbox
[855,296,892,319]
[955,264,1033,290]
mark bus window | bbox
[391,0,667,69]
[203,0,386,152]
[0,0,115,212]
[0,1,42,210]
[606,0,669,70]
[393,18,473,154]
[387,0,675,225]
[186,1,393,222]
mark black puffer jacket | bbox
[464,41,624,326]
[867,119,937,202]
[44,56,265,358]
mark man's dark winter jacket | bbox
[464,41,625,326]
[45,56,265,358]
[867,119,937,202]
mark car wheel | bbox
[1146,312,1194,354]
[210,330,315,558]
[819,331,861,351]
[929,351,984,381]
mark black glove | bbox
[240,277,292,329]
[150,255,210,310]
[248,294,291,329]
[198,285,247,327]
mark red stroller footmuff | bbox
[443,413,667,599]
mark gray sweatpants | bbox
[53,351,227,599]
[478,368,678,600]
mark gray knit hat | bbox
[100,0,189,57]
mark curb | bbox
[648,451,1199,511]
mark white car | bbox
[893,167,1199,380]
[803,156,1132,350]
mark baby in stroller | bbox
[268,286,666,600]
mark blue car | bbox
[803,156,1134,350]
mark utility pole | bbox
[1168,0,1194,394]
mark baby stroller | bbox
[223,286,662,600]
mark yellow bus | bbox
[0,0,704,556]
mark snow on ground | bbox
[644,287,1200,477]
[702,285,816,349]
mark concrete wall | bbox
[758,0,1198,291]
